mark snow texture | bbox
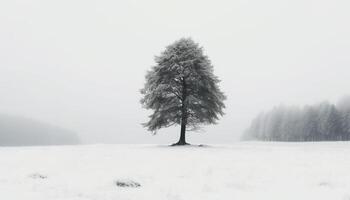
[1,142,350,200]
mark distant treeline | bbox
[0,114,80,146]
[243,96,350,141]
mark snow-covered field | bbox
[1,142,350,200]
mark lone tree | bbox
[141,38,226,145]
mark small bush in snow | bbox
[29,173,47,179]
[115,179,141,188]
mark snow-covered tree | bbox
[312,102,342,140]
[141,38,226,145]
[302,106,319,141]
[337,96,350,140]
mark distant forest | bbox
[243,96,350,141]
[0,114,80,146]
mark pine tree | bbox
[302,106,318,141]
[141,38,226,145]
[341,110,350,140]
[337,96,350,140]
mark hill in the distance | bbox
[0,114,80,146]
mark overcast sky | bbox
[1,0,349,144]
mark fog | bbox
[0,113,79,146]
[1,0,349,144]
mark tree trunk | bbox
[177,108,188,145]
[172,78,189,146]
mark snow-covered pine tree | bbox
[141,38,226,145]
[337,96,350,140]
[302,106,319,141]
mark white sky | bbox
[1,0,349,144]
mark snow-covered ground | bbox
[1,142,350,200]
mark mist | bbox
[1,0,350,144]
[0,113,79,146]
